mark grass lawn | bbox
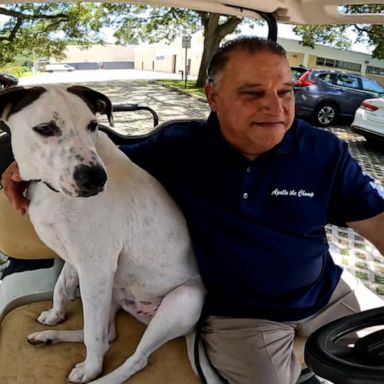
[156,80,205,98]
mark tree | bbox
[0,3,104,67]
[293,4,384,59]
[1,3,384,83]
[101,4,244,87]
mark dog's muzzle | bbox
[73,164,107,197]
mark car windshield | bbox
[361,77,384,95]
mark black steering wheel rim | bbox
[305,307,384,384]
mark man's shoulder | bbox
[122,118,208,161]
[293,119,344,149]
[154,118,207,142]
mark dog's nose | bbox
[73,164,107,197]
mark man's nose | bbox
[261,93,285,114]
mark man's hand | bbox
[1,161,29,215]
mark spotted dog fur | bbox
[0,86,221,384]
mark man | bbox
[3,37,384,384]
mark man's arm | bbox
[1,161,29,215]
[347,212,384,255]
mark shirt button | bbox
[246,166,251,173]
[243,192,249,199]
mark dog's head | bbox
[0,85,114,197]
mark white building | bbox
[55,35,384,85]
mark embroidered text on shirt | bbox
[271,188,314,198]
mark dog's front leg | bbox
[88,279,205,384]
[67,269,115,384]
[38,261,79,325]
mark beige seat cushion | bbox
[0,299,200,384]
[0,190,56,259]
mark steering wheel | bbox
[304,307,384,383]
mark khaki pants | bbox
[201,270,384,384]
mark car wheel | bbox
[312,103,338,127]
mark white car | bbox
[351,98,384,142]
[45,63,75,72]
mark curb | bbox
[153,81,208,104]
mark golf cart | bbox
[0,1,384,383]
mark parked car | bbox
[0,73,18,90]
[290,66,309,81]
[294,69,384,127]
[351,98,384,142]
[45,63,75,72]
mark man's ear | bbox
[204,83,217,112]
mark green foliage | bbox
[0,3,105,66]
[156,80,204,97]
[4,2,384,82]
[100,4,202,45]
[292,25,351,50]
[0,63,25,77]
[97,5,244,86]
[293,4,384,59]
[0,2,245,87]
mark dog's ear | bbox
[0,86,46,121]
[67,86,114,127]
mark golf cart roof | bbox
[126,0,384,25]
[1,0,383,25]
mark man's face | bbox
[204,50,296,160]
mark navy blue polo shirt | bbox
[120,113,384,321]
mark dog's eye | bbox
[33,121,61,137]
[88,120,99,132]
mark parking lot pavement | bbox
[89,80,210,135]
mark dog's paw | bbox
[68,361,102,383]
[27,330,59,346]
[37,308,65,325]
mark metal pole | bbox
[184,46,188,88]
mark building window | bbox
[155,56,165,60]
[366,65,384,76]
[315,57,361,72]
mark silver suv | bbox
[294,69,384,127]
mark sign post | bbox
[182,35,191,88]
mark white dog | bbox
[0,85,220,384]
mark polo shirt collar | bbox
[273,119,299,155]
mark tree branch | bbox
[0,7,67,20]
[217,16,241,40]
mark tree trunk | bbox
[195,13,242,87]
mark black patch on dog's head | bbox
[67,85,114,127]
[0,86,46,120]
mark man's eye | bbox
[242,91,263,98]
[33,122,61,137]
[88,120,99,132]
[279,89,294,97]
